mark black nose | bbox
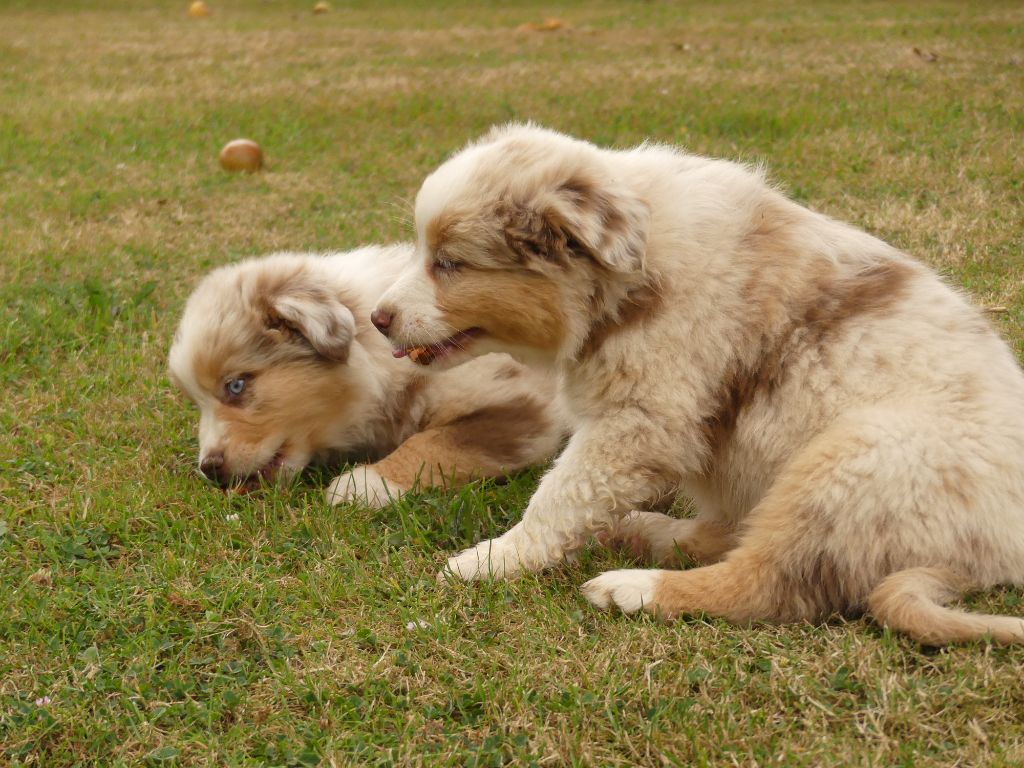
[370,308,393,336]
[200,451,227,486]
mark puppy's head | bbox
[168,254,363,489]
[372,124,651,368]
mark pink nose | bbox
[370,308,393,336]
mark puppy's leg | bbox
[327,398,557,508]
[582,508,843,624]
[869,567,1024,645]
[442,420,676,580]
[600,511,737,566]
[582,415,884,623]
[584,408,1024,636]
[325,427,489,508]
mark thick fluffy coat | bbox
[373,125,1024,644]
[169,245,564,506]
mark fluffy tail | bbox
[868,567,1024,645]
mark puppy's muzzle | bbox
[200,450,228,486]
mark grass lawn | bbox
[2,1,1023,765]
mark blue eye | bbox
[226,378,246,397]
[434,258,459,273]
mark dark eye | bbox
[225,377,247,398]
[434,258,460,273]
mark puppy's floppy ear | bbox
[504,173,650,273]
[264,281,356,363]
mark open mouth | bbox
[392,328,481,366]
[230,451,285,493]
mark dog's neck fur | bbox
[564,264,662,365]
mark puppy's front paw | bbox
[440,537,523,582]
[326,466,406,508]
[582,569,660,614]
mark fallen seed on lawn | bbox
[218,139,263,172]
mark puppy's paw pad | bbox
[326,466,404,508]
[581,569,659,614]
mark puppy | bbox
[168,245,564,506]
[371,125,1024,644]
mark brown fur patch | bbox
[371,395,550,488]
[436,269,567,352]
[646,560,772,623]
[426,211,456,253]
[509,177,600,264]
[499,174,644,269]
[702,258,916,459]
[784,549,856,619]
[699,347,789,462]
[250,265,356,363]
[212,361,356,476]
[578,280,664,359]
[190,346,226,393]
[680,519,738,565]
[646,542,852,625]
[609,515,738,567]
[502,203,570,264]
[558,174,645,265]
[370,429,465,489]
[445,395,550,465]
[426,204,520,269]
[803,261,915,340]
[188,279,345,398]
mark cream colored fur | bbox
[375,125,1024,644]
[169,245,565,506]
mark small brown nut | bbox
[218,139,263,173]
[408,346,435,365]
